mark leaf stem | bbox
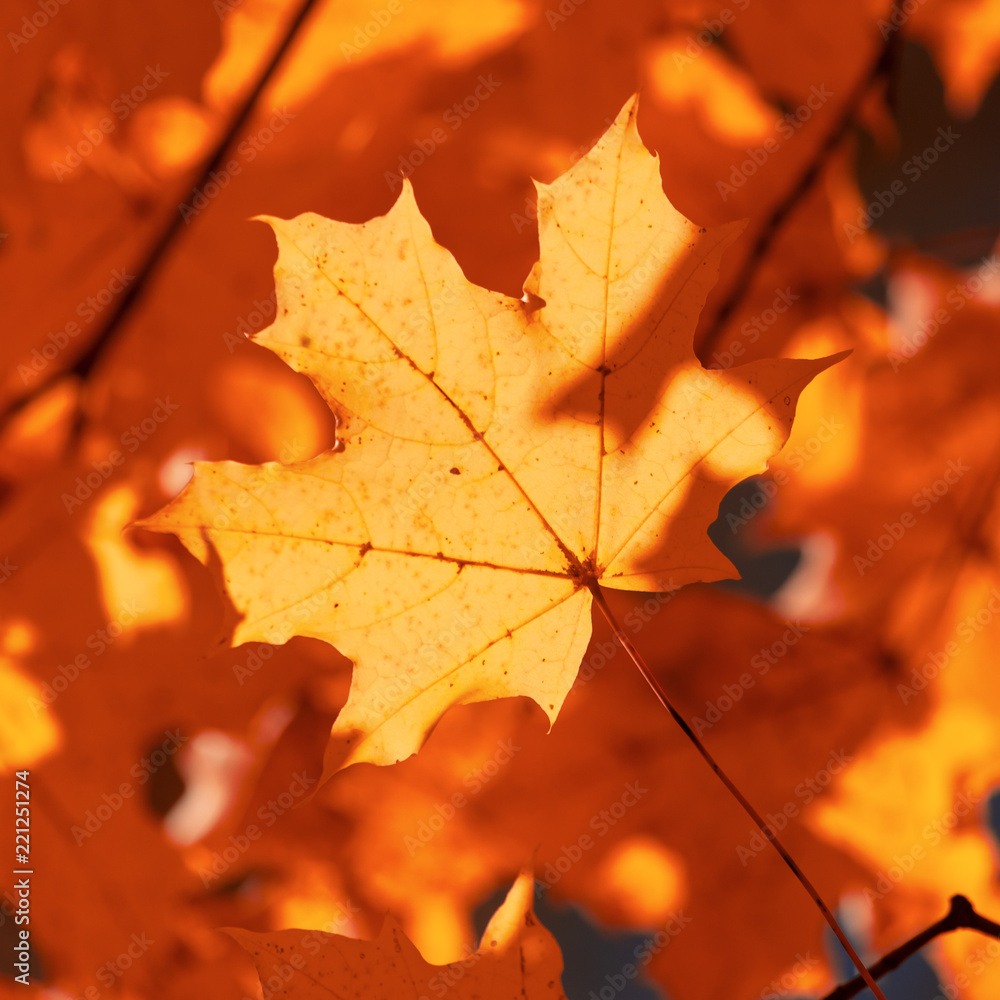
[587,580,888,1000]
[821,894,1000,1000]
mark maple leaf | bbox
[278,586,897,997]
[138,96,843,773]
[226,865,568,1000]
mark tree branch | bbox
[821,894,1000,1000]
[697,1,904,358]
[0,0,323,435]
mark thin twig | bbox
[587,581,889,1000]
[698,0,905,358]
[821,894,1000,1000]
[0,0,323,433]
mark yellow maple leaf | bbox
[138,96,842,774]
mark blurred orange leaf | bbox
[227,865,568,1000]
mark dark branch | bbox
[698,2,904,358]
[0,0,323,433]
[821,894,1000,1000]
